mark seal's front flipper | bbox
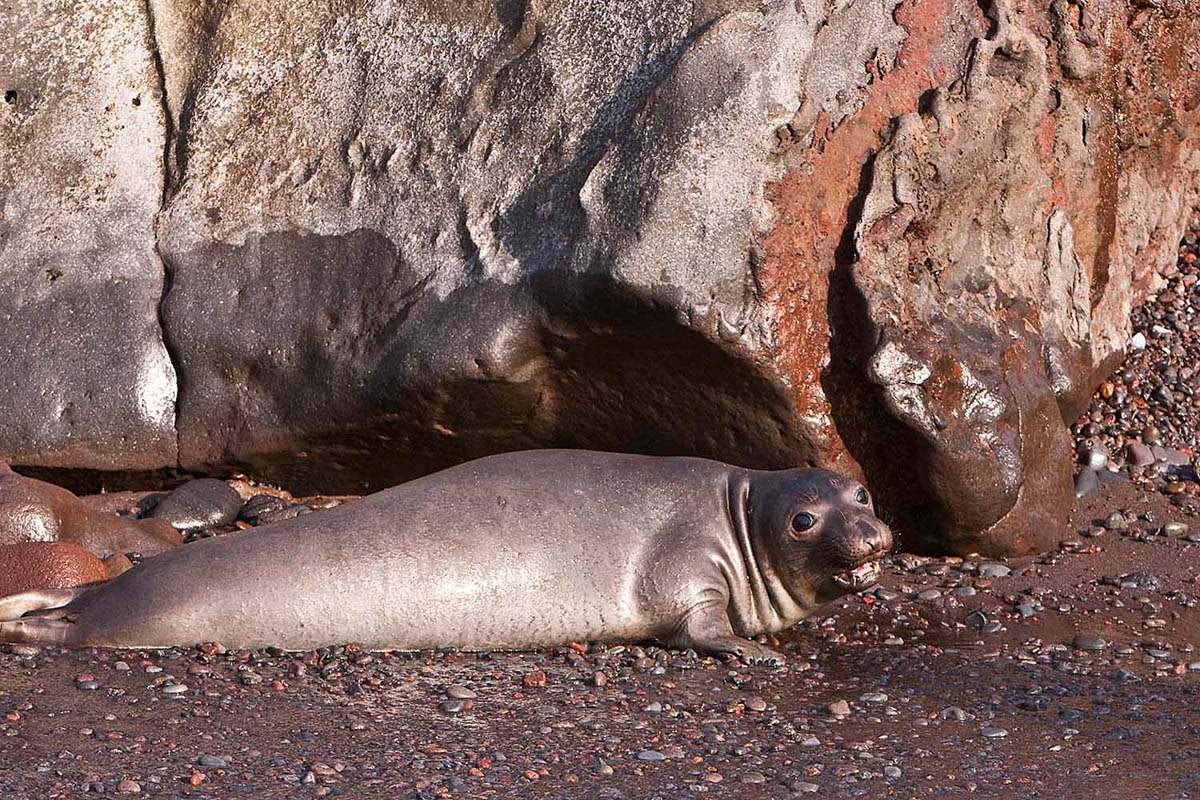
[0,588,87,621]
[670,603,786,667]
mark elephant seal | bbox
[0,463,182,558]
[0,450,891,663]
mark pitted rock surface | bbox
[1,0,1199,555]
[0,542,106,597]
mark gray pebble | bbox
[445,684,476,699]
[1103,511,1129,531]
[149,479,243,532]
[1162,521,1189,536]
[637,750,666,761]
[965,610,989,629]
[978,564,1011,578]
[954,586,977,597]
[197,756,227,768]
[884,766,902,778]
[161,683,189,695]
[1074,632,1107,651]
[238,494,289,525]
[1074,468,1102,499]
[917,589,942,601]
[794,781,820,793]
[980,727,1008,738]
[440,700,466,714]
[859,692,888,703]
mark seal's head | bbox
[747,469,893,606]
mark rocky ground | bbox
[0,232,1198,799]
[0,481,1198,800]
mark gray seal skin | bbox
[0,450,892,664]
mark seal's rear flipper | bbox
[0,616,75,645]
[0,588,87,622]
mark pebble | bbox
[1162,521,1189,536]
[198,755,227,768]
[637,750,667,761]
[440,700,466,714]
[1074,468,1102,499]
[826,699,851,717]
[1103,512,1129,531]
[978,564,1011,578]
[884,766,902,778]
[1074,633,1107,651]
[160,683,189,695]
[859,692,888,703]
[238,494,290,525]
[445,684,476,699]
[980,727,1008,738]
[1126,442,1156,468]
[117,779,141,794]
[954,586,977,597]
[794,781,820,793]
[148,478,244,531]
[917,588,942,601]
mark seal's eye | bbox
[855,487,869,505]
[790,512,817,534]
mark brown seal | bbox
[0,450,891,663]
[0,462,181,558]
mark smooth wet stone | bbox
[149,479,244,532]
[978,564,1011,578]
[1103,512,1129,531]
[1162,521,1189,536]
[446,685,477,699]
[1074,633,1107,651]
[1074,468,1102,499]
[980,727,1008,738]
[637,750,666,761]
[1126,442,1156,467]
[1082,446,1109,471]
[238,494,289,525]
[198,756,227,768]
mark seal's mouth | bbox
[831,560,881,591]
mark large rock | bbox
[1,0,1198,555]
[0,0,177,471]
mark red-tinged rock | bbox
[0,542,106,597]
[523,671,547,689]
[0,465,180,558]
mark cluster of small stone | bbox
[1072,219,1200,513]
